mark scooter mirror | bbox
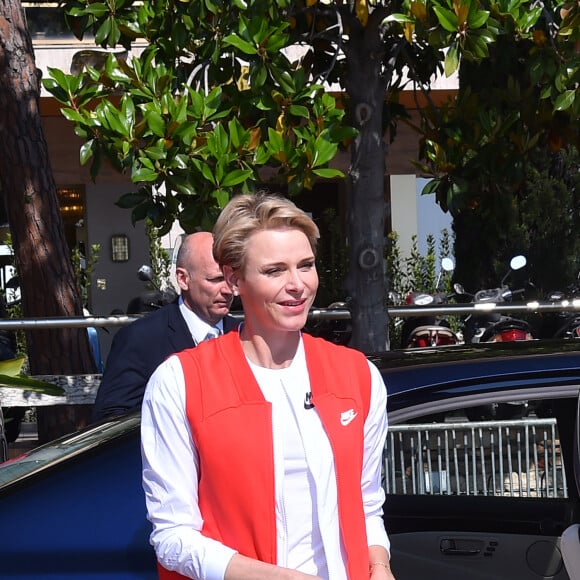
[441,257,455,272]
[137,264,155,283]
[453,283,465,295]
[510,255,527,271]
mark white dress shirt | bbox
[141,335,390,580]
[178,296,223,344]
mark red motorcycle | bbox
[400,258,462,348]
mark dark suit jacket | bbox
[92,302,237,421]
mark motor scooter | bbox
[538,273,580,339]
[456,255,534,343]
[126,265,178,314]
[400,257,462,348]
[456,255,534,421]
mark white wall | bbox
[390,175,453,259]
[416,177,453,256]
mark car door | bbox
[383,384,580,580]
[0,405,7,462]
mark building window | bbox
[111,234,130,262]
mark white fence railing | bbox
[384,418,566,498]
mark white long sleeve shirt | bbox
[141,336,390,580]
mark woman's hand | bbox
[225,553,323,579]
[369,561,395,580]
[368,545,395,580]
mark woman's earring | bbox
[233,288,239,296]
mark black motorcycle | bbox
[456,255,534,421]
[538,278,580,339]
[126,265,178,314]
[456,255,534,344]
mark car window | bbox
[384,399,567,499]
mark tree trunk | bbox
[343,18,389,353]
[0,0,97,441]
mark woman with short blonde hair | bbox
[142,192,395,580]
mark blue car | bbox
[1,340,579,580]
[0,414,155,579]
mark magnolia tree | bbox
[415,2,579,288]
[45,0,578,352]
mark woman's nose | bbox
[286,269,305,291]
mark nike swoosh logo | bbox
[340,409,358,426]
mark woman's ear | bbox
[222,265,239,295]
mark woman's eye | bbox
[300,262,315,271]
[265,268,282,276]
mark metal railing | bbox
[0,299,579,330]
[384,418,566,498]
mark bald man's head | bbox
[175,232,233,326]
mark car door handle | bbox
[440,538,482,556]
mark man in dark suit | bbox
[92,232,236,421]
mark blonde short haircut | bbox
[213,192,320,272]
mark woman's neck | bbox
[239,325,300,369]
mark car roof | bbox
[369,340,580,410]
[3,340,580,485]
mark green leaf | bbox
[212,188,230,208]
[267,127,285,152]
[381,13,414,24]
[145,111,166,138]
[444,42,460,77]
[221,168,253,187]
[312,135,338,167]
[100,103,128,134]
[0,357,64,395]
[133,167,159,182]
[312,168,344,178]
[288,104,310,118]
[0,357,26,377]
[433,6,459,32]
[467,10,489,29]
[228,119,242,148]
[464,32,490,59]
[95,17,112,45]
[144,145,167,161]
[79,140,94,165]
[554,90,575,111]
[0,374,65,395]
[85,2,109,17]
[61,108,88,124]
[519,7,543,31]
[200,162,216,184]
[422,177,442,196]
[222,34,256,55]
[189,90,204,118]
[46,67,77,93]
[251,64,268,89]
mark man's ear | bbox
[174,267,189,291]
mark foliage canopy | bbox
[43,0,579,351]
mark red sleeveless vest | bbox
[157,331,372,580]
